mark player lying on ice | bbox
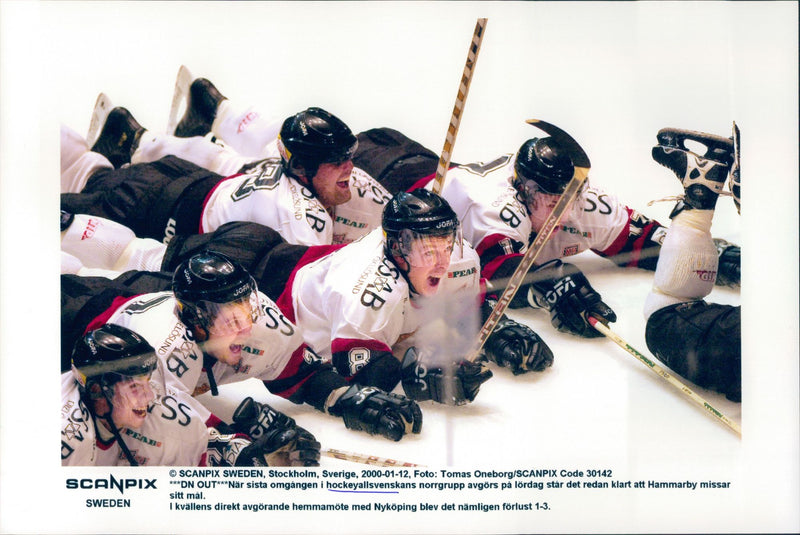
[62,102,390,246]
[352,124,741,340]
[63,323,321,466]
[643,124,742,402]
[62,251,422,443]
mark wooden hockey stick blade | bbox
[431,18,488,195]
[525,118,591,168]
[322,448,425,467]
[166,65,193,135]
[588,317,742,437]
[465,123,591,362]
[86,93,113,148]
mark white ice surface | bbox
[1,2,797,534]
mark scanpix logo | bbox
[65,475,157,494]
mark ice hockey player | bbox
[62,251,423,442]
[643,124,741,402]
[63,100,390,246]
[62,323,318,466]
[352,125,741,339]
[268,188,553,404]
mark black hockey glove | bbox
[481,297,554,374]
[206,428,300,467]
[400,347,493,405]
[326,385,422,441]
[713,238,740,288]
[524,259,617,338]
[231,397,320,467]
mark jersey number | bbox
[231,162,283,201]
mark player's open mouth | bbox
[132,407,147,418]
[336,179,349,189]
[428,276,441,287]
[230,344,243,355]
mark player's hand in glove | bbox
[525,259,616,338]
[400,347,493,405]
[231,397,320,467]
[712,238,740,288]
[481,297,554,374]
[325,385,422,441]
[206,427,311,467]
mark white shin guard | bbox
[644,210,717,319]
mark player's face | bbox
[203,301,255,366]
[108,375,156,430]
[404,235,454,296]
[527,192,561,233]
[311,160,353,208]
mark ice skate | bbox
[90,107,146,168]
[651,127,733,211]
[728,121,741,214]
[174,77,227,138]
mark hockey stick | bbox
[166,65,193,135]
[587,317,742,437]
[465,119,591,362]
[431,18,488,195]
[322,448,425,467]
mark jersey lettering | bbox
[165,354,190,378]
[262,306,295,336]
[499,204,523,228]
[306,212,327,233]
[359,258,400,310]
[583,190,613,215]
[154,395,193,427]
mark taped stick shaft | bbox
[431,18,487,194]
[466,168,589,362]
[322,448,425,467]
[588,317,741,437]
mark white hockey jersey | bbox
[103,291,311,422]
[432,154,632,264]
[200,158,390,246]
[61,373,209,466]
[286,228,482,368]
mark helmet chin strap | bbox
[203,353,220,396]
[93,389,140,466]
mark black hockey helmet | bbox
[513,137,575,199]
[71,323,158,402]
[383,189,460,266]
[277,107,358,181]
[172,251,261,339]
